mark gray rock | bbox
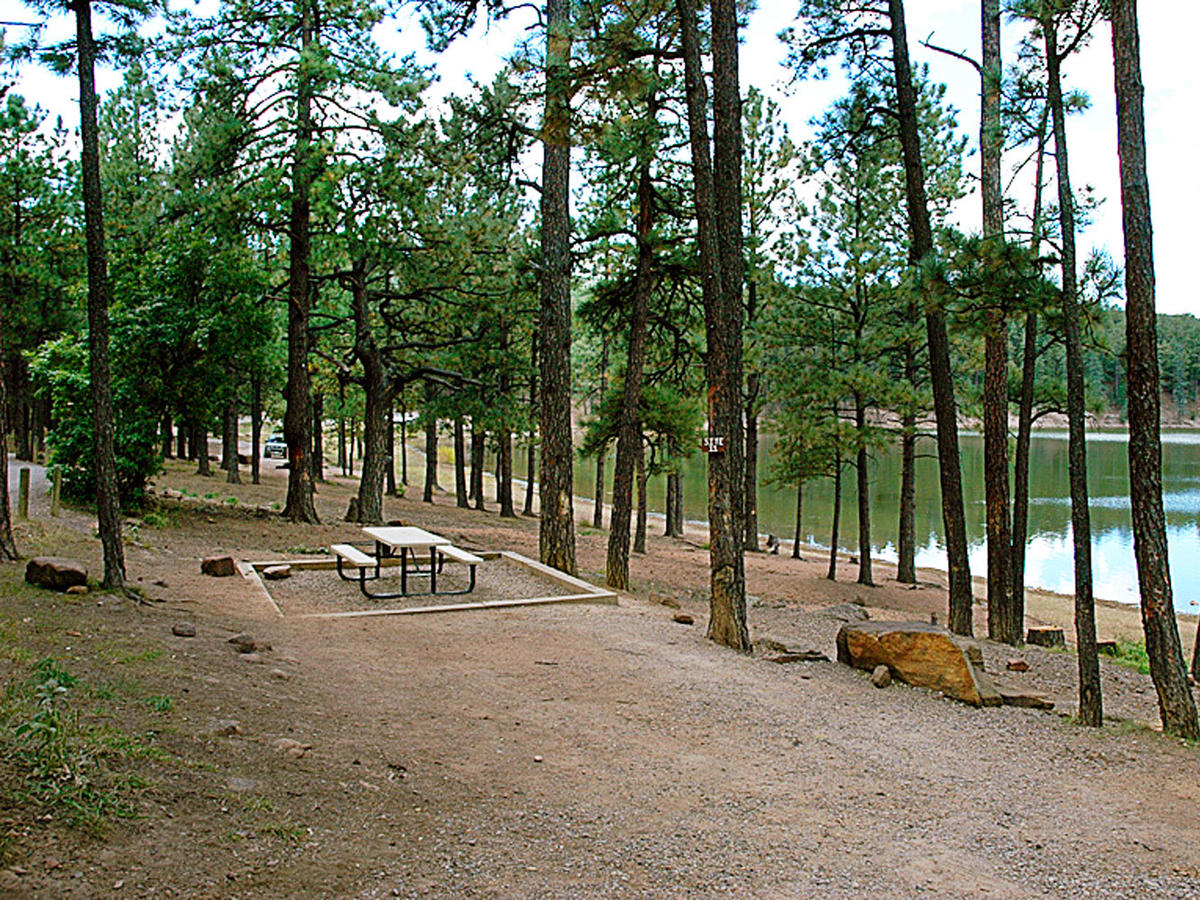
[65,585,88,596]
[172,622,197,637]
[822,603,871,623]
[201,555,237,577]
[262,565,292,581]
[25,557,88,590]
[871,665,892,688]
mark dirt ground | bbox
[1,452,1199,898]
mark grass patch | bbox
[0,658,148,834]
[1107,639,1151,675]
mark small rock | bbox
[25,557,88,590]
[65,585,88,596]
[871,665,892,688]
[268,668,291,681]
[1097,640,1119,656]
[153,579,168,588]
[1006,657,1030,672]
[673,613,694,625]
[272,738,311,758]
[650,592,681,610]
[533,755,543,763]
[172,622,197,638]
[228,633,270,653]
[238,652,263,664]
[767,650,830,664]
[201,555,237,577]
[210,719,241,737]
[262,565,292,581]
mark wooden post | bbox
[17,468,30,519]
[51,467,62,517]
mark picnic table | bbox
[331,526,482,600]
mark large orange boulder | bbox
[836,621,1001,708]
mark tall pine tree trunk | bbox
[423,407,438,504]
[282,0,319,523]
[0,321,18,560]
[606,160,654,590]
[498,427,515,518]
[1012,106,1050,623]
[537,0,576,574]
[385,405,397,496]
[593,340,607,529]
[524,333,538,517]
[470,429,485,511]
[195,423,211,476]
[349,266,388,525]
[827,450,842,582]
[792,481,803,560]
[1047,18,1101,726]
[1111,0,1200,739]
[454,416,469,508]
[311,391,325,483]
[161,413,173,459]
[889,0,972,635]
[250,375,262,485]
[744,369,761,552]
[981,0,1015,643]
[897,419,916,582]
[75,0,125,588]
[855,397,873,587]
[679,0,748,651]
[634,442,647,555]
[224,397,241,485]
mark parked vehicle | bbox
[264,434,287,459]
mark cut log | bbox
[836,621,1001,708]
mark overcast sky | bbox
[10,2,1197,314]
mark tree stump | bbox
[1026,626,1065,648]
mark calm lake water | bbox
[559,430,1200,613]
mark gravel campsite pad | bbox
[259,555,582,615]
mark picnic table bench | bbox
[332,527,482,600]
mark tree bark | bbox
[888,0,972,635]
[282,0,319,523]
[593,340,607,529]
[1111,0,1200,738]
[678,0,748,651]
[1047,18,1101,726]
[981,0,1015,644]
[399,393,408,486]
[75,0,126,588]
[606,160,654,590]
[176,421,186,460]
[454,416,469,508]
[665,470,679,537]
[855,397,873,586]
[537,0,576,574]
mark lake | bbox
[559,430,1200,613]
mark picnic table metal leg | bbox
[400,547,408,595]
[429,548,437,594]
